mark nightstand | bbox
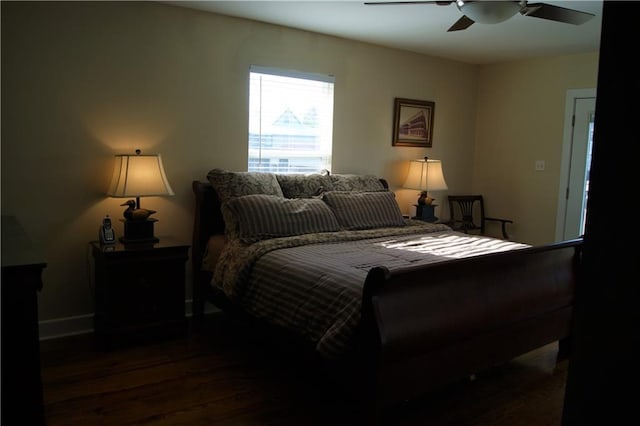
[91,238,190,349]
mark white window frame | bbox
[248,65,335,174]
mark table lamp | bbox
[403,157,448,222]
[107,149,174,244]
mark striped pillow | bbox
[222,194,341,243]
[322,191,406,230]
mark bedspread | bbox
[213,221,529,359]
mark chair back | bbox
[447,195,486,234]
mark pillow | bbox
[222,194,341,243]
[276,173,334,198]
[329,174,386,192]
[207,169,283,203]
[321,191,406,230]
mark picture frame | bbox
[392,98,435,147]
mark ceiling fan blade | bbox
[363,1,453,5]
[448,15,475,32]
[521,3,595,25]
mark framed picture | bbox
[392,98,435,147]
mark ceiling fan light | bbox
[458,1,522,24]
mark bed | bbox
[191,169,582,415]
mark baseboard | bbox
[38,300,221,341]
[39,314,94,340]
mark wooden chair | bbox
[446,195,513,239]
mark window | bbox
[248,66,334,174]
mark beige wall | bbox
[0,1,598,336]
[474,53,599,244]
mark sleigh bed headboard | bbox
[192,180,223,266]
[191,180,223,322]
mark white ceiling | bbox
[162,0,603,64]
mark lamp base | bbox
[119,219,159,244]
[414,204,439,223]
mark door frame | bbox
[555,88,597,241]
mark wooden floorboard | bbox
[41,312,568,425]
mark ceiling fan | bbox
[364,1,595,32]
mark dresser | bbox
[1,215,47,425]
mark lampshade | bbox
[403,158,448,192]
[457,0,521,24]
[107,150,175,202]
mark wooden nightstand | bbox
[91,238,190,349]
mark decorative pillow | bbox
[329,174,386,192]
[222,194,341,243]
[276,173,334,198]
[321,191,406,230]
[207,169,283,203]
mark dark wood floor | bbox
[41,313,568,425]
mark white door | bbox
[556,90,596,241]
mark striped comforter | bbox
[213,220,529,359]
